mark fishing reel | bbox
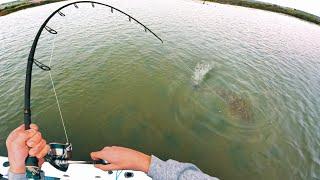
[45,143,108,172]
[45,143,73,172]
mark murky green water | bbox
[1,0,320,179]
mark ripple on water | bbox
[1,0,320,179]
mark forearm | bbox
[147,155,219,180]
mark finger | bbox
[38,158,45,166]
[95,164,121,171]
[35,145,50,159]
[27,132,42,147]
[15,129,36,143]
[26,128,37,137]
[90,151,103,160]
[30,124,39,131]
[103,146,111,150]
[29,139,46,156]
[14,124,37,133]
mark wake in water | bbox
[192,61,213,88]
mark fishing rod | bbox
[24,1,163,179]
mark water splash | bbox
[192,61,213,88]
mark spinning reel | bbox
[45,143,108,172]
[45,143,73,172]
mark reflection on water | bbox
[0,0,320,179]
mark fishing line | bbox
[115,170,123,180]
[48,33,70,144]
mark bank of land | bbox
[205,0,320,25]
[0,0,65,16]
[1,0,320,26]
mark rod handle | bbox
[25,156,40,179]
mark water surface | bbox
[0,0,320,179]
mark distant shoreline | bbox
[1,0,320,26]
[204,0,320,26]
[0,0,66,16]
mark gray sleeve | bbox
[8,171,45,180]
[147,155,219,180]
[8,172,26,180]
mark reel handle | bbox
[93,159,109,165]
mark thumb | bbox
[90,151,104,160]
[95,164,121,171]
[12,124,26,133]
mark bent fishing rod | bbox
[23,1,163,179]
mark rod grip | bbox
[25,156,40,179]
[24,109,40,179]
[24,109,31,130]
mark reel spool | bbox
[45,143,72,172]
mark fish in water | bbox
[216,89,253,122]
[192,61,213,88]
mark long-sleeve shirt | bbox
[8,155,219,180]
[148,155,218,180]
